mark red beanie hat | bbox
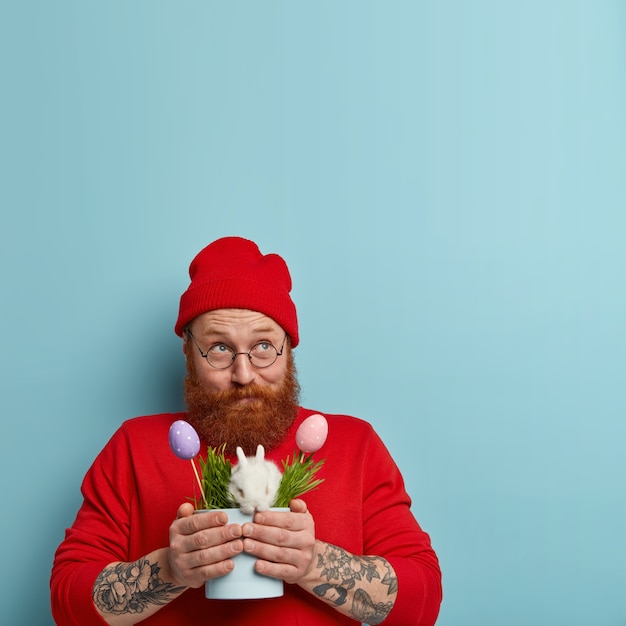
[175,237,299,347]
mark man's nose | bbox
[230,353,256,385]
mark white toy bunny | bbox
[228,444,283,514]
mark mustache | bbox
[208,383,277,406]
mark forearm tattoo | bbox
[312,544,398,625]
[93,558,186,616]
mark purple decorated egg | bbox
[296,413,328,454]
[169,420,200,460]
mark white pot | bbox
[196,507,288,600]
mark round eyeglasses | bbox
[185,330,288,370]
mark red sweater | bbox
[51,409,442,625]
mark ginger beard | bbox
[184,350,300,456]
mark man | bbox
[51,237,442,625]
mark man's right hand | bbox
[168,502,245,588]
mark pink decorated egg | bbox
[296,413,328,454]
[169,420,200,460]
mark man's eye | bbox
[208,343,231,354]
[257,342,271,352]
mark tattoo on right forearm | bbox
[93,558,186,616]
[312,544,397,625]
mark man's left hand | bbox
[241,498,318,584]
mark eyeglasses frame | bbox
[185,329,288,370]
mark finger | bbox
[177,502,195,519]
[172,540,243,588]
[189,522,244,551]
[170,525,246,587]
[185,535,245,568]
[254,558,299,582]
[189,557,237,585]
[252,509,310,532]
[289,498,308,514]
[249,543,314,585]
[243,518,315,550]
[248,537,320,585]
[176,509,231,536]
[242,519,315,557]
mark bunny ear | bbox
[256,444,265,462]
[236,446,248,465]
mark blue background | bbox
[1,2,625,624]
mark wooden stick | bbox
[190,458,207,509]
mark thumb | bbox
[289,499,308,514]
[177,502,195,519]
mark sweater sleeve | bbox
[360,426,442,626]
[50,425,136,626]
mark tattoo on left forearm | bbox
[312,544,397,625]
[351,588,394,625]
[93,558,186,616]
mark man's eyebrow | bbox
[250,326,279,334]
[193,328,230,342]
[198,326,279,337]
